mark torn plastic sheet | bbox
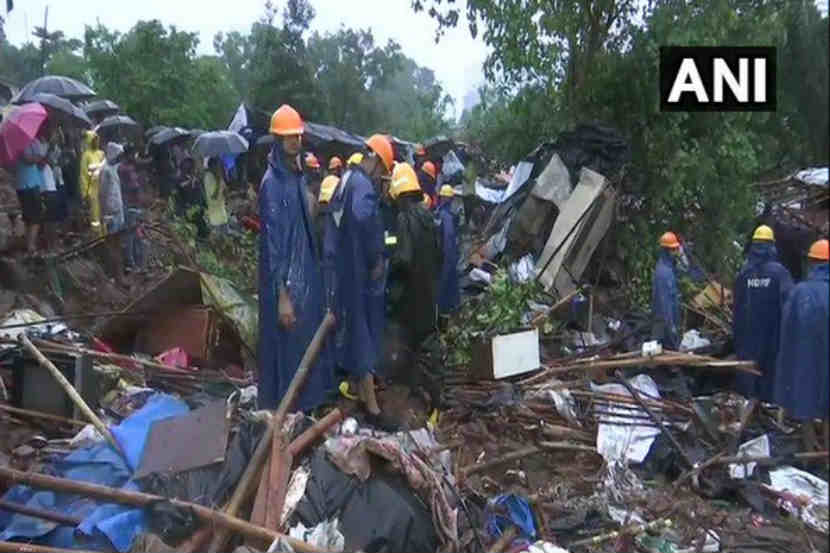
[288,518,344,552]
[794,167,828,187]
[199,272,258,353]
[509,254,536,283]
[475,179,508,203]
[680,329,711,352]
[281,465,310,527]
[767,466,829,534]
[591,374,662,464]
[524,542,571,553]
[0,309,71,349]
[729,434,770,479]
[607,505,646,526]
[470,268,493,284]
[525,379,579,426]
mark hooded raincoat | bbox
[436,199,460,314]
[651,250,681,350]
[772,263,829,421]
[79,132,105,234]
[257,143,332,411]
[388,195,442,346]
[732,242,793,401]
[323,167,385,378]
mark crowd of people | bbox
[652,228,829,451]
[257,104,460,420]
[12,114,235,286]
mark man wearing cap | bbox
[257,104,332,412]
[324,134,394,416]
[652,231,683,350]
[732,225,794,402]
[773,239,829,451]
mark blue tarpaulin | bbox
[0,394,189,551]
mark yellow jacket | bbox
[79,131,104,201]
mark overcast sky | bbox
[3,0,490,118]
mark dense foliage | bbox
[1,0,453,140]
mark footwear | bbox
[339,380,358,400]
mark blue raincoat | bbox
[651,250,681,350]
[257,143,332,411]
[437,200,460,314]
[732,243,794,401]
[772,263,829,421]
[323,167,385,378]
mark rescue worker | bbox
[325,134,393,415]
[418,160,438,203]
[732,225,793,402]
[414,143,427,171]
[328,156,343,178]
[317,174,339,256]
[257,104,332,411]
[387,162,442,349]
[436,185,460,316]
[79,130,105,237]
[304,152,322,219]
[652,231,682,350]
[773,239,829,451]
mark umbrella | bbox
[12,75,96,103]
[84,99,120,118]
[256,134,275,147]
[192,131,249,157]
[0,103,48,168]
[96,115,140,137]
[30,93,92,128]
[189,129,207,137]
[145,125,168,138]
[150,126,190,146]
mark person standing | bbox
[417,160,438,205]
[119,145,146,272]
[773,239,829,451]
[304,153,322,221]
[203,157,230,234]
[386,162,442,348]
[324,134,393,415]
[79,130,105,237]
[652,231,682,350]
[257,104,332,411]
[98,142,126,286]
[732,225,793,402]
[15,126,47,254]
[436,185,460,317]
[327,156,343,178]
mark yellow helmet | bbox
[752,225,774,242]
[319,175,339,204]
[439,185,455,198]
[389,162,421,200]
[347,152,363,166]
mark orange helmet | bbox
[366,134,394,172]
[807,239,829,261]
[659,231,680,249]
[328,156,343,170]
[269,104,304,136]
[422,161,437,180]
[305,153,320,169]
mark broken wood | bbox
[538,441,599,455]
[540,424,593,443]
[287,407,346,457]
[0,466,323,553]
[461,446,540,478]
[0,498,83,526]
[0,404,87,427]
[711,450,828,466]
[20,335,123,457]
[0,542,101,553]
[529,288,581,327]
[544,353,760,376]
[567,517,673,548]
[673,451,727,489]
[208,312,335,553]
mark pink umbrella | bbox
[0,102,48,168]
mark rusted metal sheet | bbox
[134,400,228,479]
[135,306,216,360]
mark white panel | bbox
[490,328,540,379]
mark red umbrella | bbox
[0,103,48,168]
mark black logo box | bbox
[660,46,777,112]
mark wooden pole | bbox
[0,499,83,526]
[208,312,335,553]
[20,335,123,457]
[0,404,87,427]
[0,466,323,553]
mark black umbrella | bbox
[192,131,249,157]
[150,126,190,146]
[12,75,96,103]
[96,115,139,133]
[256,134,275,147]
[189,129,208,137]
[84,99,120,118]
[29,93,92,128]
[145,125,168,138]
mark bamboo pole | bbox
[0,499,83,526]
[0,466,323,553]
[0,404,87,427]
[207,312,335,553]
[568,517,673,549]
[20,335,123,457]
